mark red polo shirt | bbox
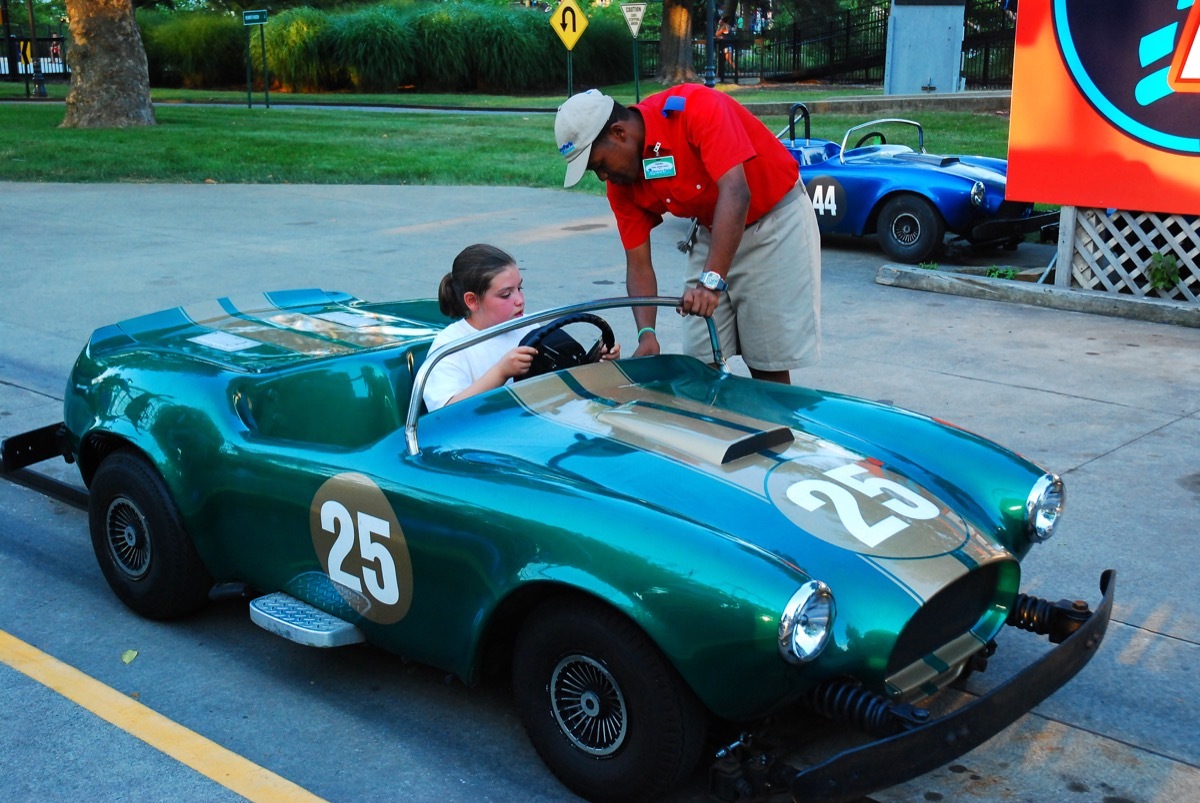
[606,84,800,251]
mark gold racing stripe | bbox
[509,362,1008,607]
[507,363,792,496]
[885,629,987,699]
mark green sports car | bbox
[0,289,1113,803]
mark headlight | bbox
[1026,473,1065,542]
[970,180,986,207]
[778,580,835,664]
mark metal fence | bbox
[1,19,70,83]
[638,0,1015,89]
[961,0,1017,89]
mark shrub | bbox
[327,5,419,92]
[260,7,336,93]
[139,10,244,89]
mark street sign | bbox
[621,3,647,38]
[550,0,588,51]
[243,9,268,25]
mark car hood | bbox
[421,359,1025,612]
[844,149,1008,185]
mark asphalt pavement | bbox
[1,182,1198,802]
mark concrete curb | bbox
[876,264,1200,328]
[745,90,1013,117]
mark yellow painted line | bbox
[0,629,324,803]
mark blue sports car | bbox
[780,104,1057,264]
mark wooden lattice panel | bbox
[1059,207,1200,303]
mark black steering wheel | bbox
[853,131,886,148]
[518,313,615,378]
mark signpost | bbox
[22,0,45,97]
[243,9,269,109]
[620,3,646,102]
[550,0,587,97]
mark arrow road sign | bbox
[551,0,588,51]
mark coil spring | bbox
[807,680,902,737]
[1007,593,1054,636]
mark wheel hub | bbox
[893,213,921,245]
[105,497,151,580]
[550,654,628,756]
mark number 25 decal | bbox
[786,463,939,548]
[322,500,401,605]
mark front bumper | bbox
[713,570,1115,803]
[969,210,1061,243]
[788,570,1113,802]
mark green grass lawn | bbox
[0,79,1011,187]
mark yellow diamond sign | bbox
[551,0,588,51]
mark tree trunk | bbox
[61,0,155,128]
[656,0,696,85]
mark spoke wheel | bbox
[551,654,628,756]
[877,194,945,264]
[513,598,706,802]
[104,497,152,580]
[89,450,212,619]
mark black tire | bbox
[88,450,212,619]
[877,194,946,264]
[512,598,707,802]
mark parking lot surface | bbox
[1,183,1197,802]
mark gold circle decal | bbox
[310,472,413,624]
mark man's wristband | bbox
[637,327,656,339]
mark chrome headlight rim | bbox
[1026,473,1065,543]
[970,180,986,207]
[778,580,836,665]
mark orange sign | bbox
[1008,1,1200,215]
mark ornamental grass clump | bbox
[412,3,486,92]
[457,6,547,93]
[261,7,335,93]
[328,6,418,92]
[138,10,244,89]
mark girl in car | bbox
[422,244,539,411]
[423,244,621,411]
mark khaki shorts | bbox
[683,187,821,372]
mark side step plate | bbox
[249,592,365,648]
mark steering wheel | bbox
[518,313,615,378]
[853,132,886,148]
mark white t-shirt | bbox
[422,318,536,412]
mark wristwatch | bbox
[698,271,728,292]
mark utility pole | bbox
[2,0,17,83]
[23,0,46,97]
[704,0,716,88]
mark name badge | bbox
[642,156,676,180]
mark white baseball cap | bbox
[555,89,616,188]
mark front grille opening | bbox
[886,562,1004,675]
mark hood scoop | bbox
[597,401,793,466]
[893,152,961,167]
